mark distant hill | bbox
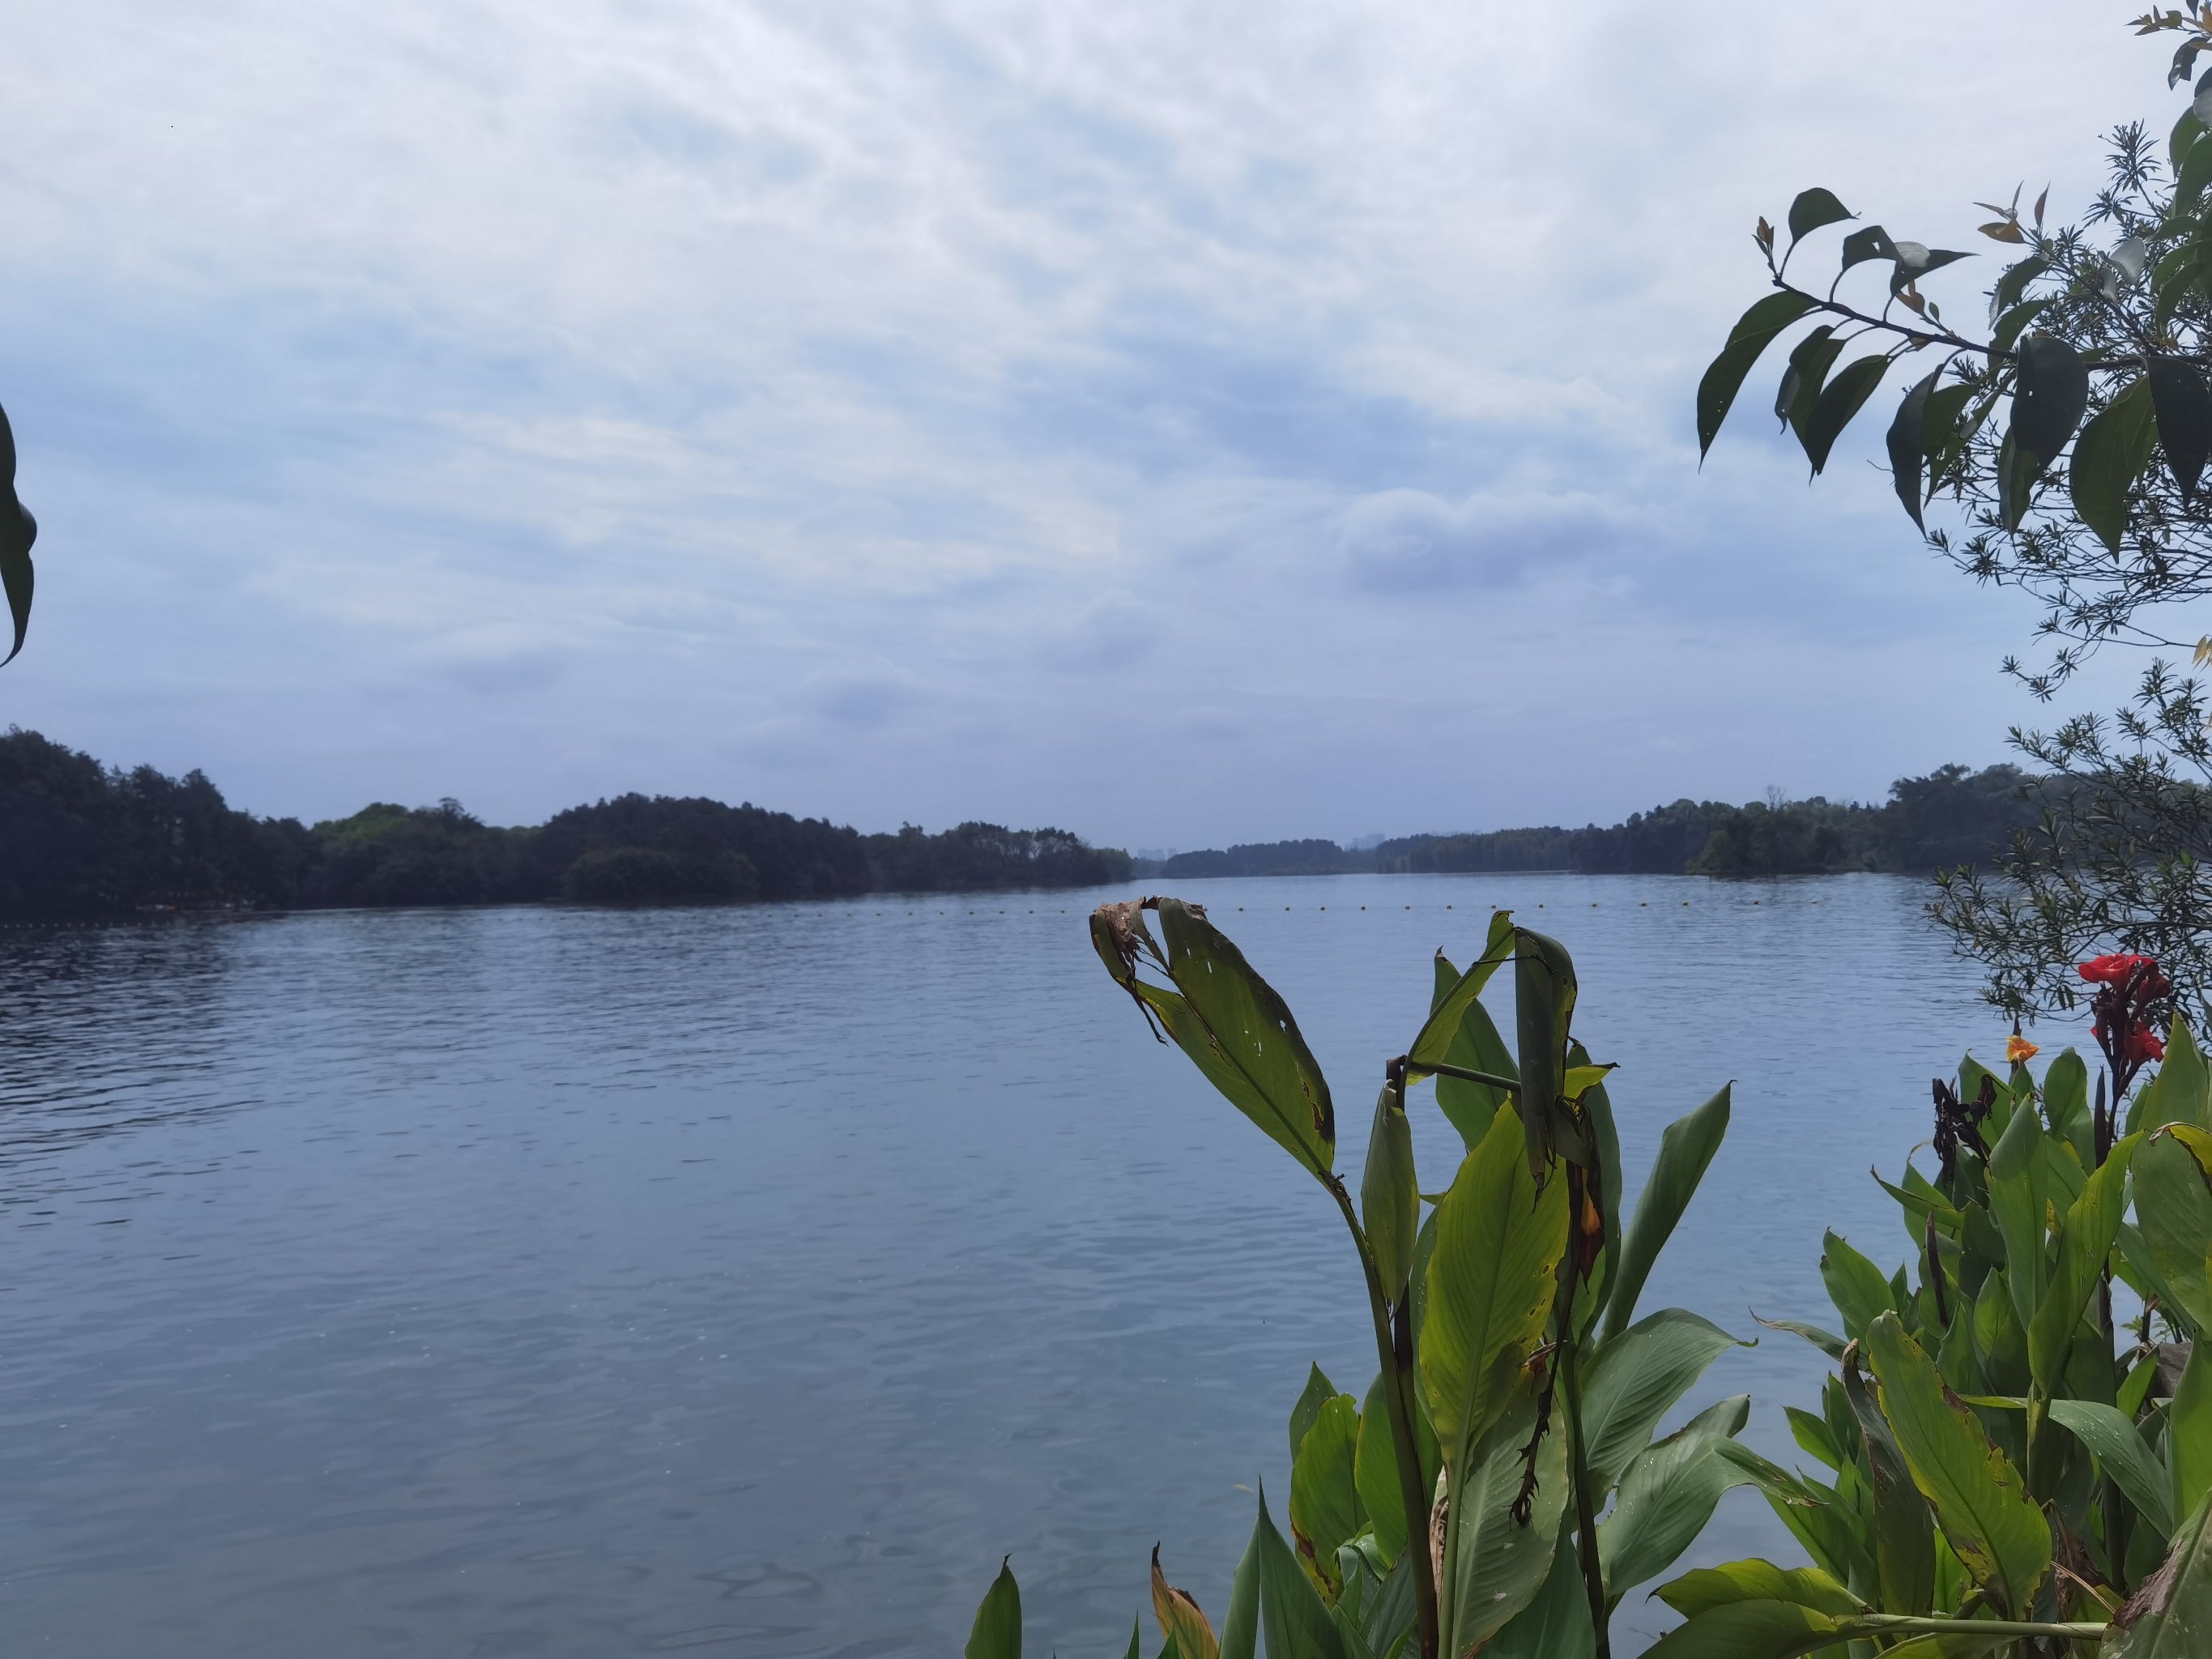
[1136,764,2045,881]
[0,727,1133,919]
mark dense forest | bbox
[1151,764,2046,880]
[0,728,1133,920]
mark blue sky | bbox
[0,1,2169,845]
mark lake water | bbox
[0,872,2018,1656]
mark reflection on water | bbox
[0,875,2002,1655]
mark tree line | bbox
[0,727,1134,919]
[1149,762,2043,879]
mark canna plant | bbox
[1648,953,2212,1655]
[965,900,1749,1659]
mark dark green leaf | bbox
[1640,1599,1844,1659]
[1839,224,1900,271]
[1656,1559,1861,1620]
[1598,1394,1754,1600]
[1219,1499,1263,1659]
[2149,356,2212,505]
[1753,1313,1847,1361]
[0,403,32,667]
[1511,928,1579,1177]
[1986,1086,2050,1330]
[2028,1132,2137,1391]
[2176,126,2212,220]
[2009,333,2089,467]
[2070,377,2157,552]
[1254,1482,1348,1659]
[1697,291,1819,458]
[1887,369,1942,527]
[1819,1230,1895,1341]
[1291,1364,1338,1461]
[1353,1371,1434,1567]
[1862,1312,2050,1616]
[1993,254,2048,316]
[1482,1527,1595,1659]
[1888,248,1972,296]
[1438,1392,1568,1654]
[1408,913,1512,1072]
[1803,355,1890,476]
[2174,1342,2212,1528]
[1842,1354,1935,1616]
[966,1559,1022,1659]
[2048,1398,2175,1538]
[2108,1492,2212,1658]
[1603,1085,1730,1339]
[2042,1049,2095,1166]
[1990,298,2052,355]
[1290,1394,1364,1599]
[1775,326,1843,438]
[2133,1133,2212,1333]
[1787,188,1852,243]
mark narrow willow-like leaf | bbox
[1420,1111,1566,1482]
[966,1559,1022,1659]
[1862,1313,2050,1616]
[1697,292,1818,456]
[1577,1307,1750,1493]
[1604,1085,1731,1339]
[2070,377,2157,552]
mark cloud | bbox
[1336,488,1623,592]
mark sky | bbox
[0,1,2180,847]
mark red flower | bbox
[2079,953,2155,985]
[2130,1029,2167,1064]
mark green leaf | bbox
[1254,1482,1348,1659]
[2010,332,2089,467]
[966,1559,1022,1659]
[1840,224,1900,271]
[2174,1342,2212,1529]
[1408,913,1513,1073]
[1360,1086,1418,1302]
[1712,1442,1875,1589]
[1598,1394,1754,1601]
[2150,356,2212,505]
[1291,1364,1339,1461]
[1788,188,1853,243]
[2141,1021,2212,1135]
[2043,1049,2095,1166]
[2070,377,2157,552]
[1438,1392,1569,1654]
[1993,254,2048,315]
[1578,1307,1750,1493]
[2108,1493,2212,1658]
[1842,1353,1935,1616]
[0,404,31,667]
[1820,1230,1896,1341]
[1219,1501,1263,1659]
[1291,1394,1364,1599]
[2028,1132,2139,1391]
[1656,1558,1862,1619]
[1861,1312,2051,1616]
[2048,1398,2175,1538]
[1754,1313,1847,1361]
[1153,1548,1221,1659]
[1511,928,1580,1177]
[1989,298,2051,355]
[1888,369,1942,527]
[1775,325,1843,441]
[1482,1527,1595,1659]
[1641,1600,1845,1659]
[1424,945,1519,1149]
[2135,1132,2212,1333]
[1985,1102,2049,1333]
[2177,126,2212,220]
[1420,1111,1567,1482]
[1144,900,1335,1178]
[1604,1085,1731,1339]
[1698,291,1819,458]
[1805,356,1893,477]
[1353,1371,1434,1567]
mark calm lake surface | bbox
[0,872,2018,1656]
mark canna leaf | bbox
[1289,1394,1363,1600]
[2048,1398,2175,1539]
[1511,928,1581,1177]
[1640,1600,1844,1659]
[1420,1110,1567,1483]
[2009,332,2089,467]
[1481,1529,1595,1659]
[1597,1394,1754,1601]
[2070,377,2158,553]
[966,1559,1022,1659]
[2135,1132,2212,1333]
[1218,1499,1263,1659]
[1754,1312,1847,1360]
[2106,1493,2212,1658]
[1841,1353,1935,1617]
[1353,1371,1434,1567]
[1408,912,1513,1073]
[2042,1048,2095,1166]
[1819,1230,1896,1341]
[1424,945,1518,1148]
[1656,1558,1862,1620]
[2149,356,2212,505]
[1290,1364,1339,1461]
[2173,1342,2212,1529]
[1577,1307,1751,1493]
[1438,1392,1568,1654]
[1603,1085,1731,1339]
[1698,291,1819,458]
[2027,1132,2138,1391]
[1985,1101,2049,1332]
[1861,1312,2050,1616]
[1359,1086,1418,1302]
[1252,1482,1348,1659]
[1803,354,1892,476]
[1787,187,1853,243]
[1153,1548,1220,1659]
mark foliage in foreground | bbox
[1696,11,2212,1024]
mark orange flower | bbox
[2006,1032,2040,1064]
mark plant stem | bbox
[1839,1614,2107,1642]
[1331,1179,1438,1659]
[1410,1059,1520,1094]
[1556,1311,1611,1659]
